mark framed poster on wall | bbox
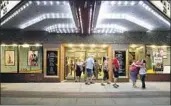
[5,50,15,66]
[114,50,126,76]
[46,50,58,76]
[28,51,38,66]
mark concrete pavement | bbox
[1,82,170,105]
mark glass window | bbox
[19,45,43,73]
[146,45,170,74]
[129,44,145,65]
[0,45,18,73]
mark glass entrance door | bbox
[65,51,86,80]
[64,46,108,81]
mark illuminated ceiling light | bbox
[29,1,32,4]
[71,29,74,33]
[139,1,170,26]
[36,1,40,5]
[25,3,29,7]
[102,44,107,48]
[91,44,96,48]
[43,1,47,5]
[111,1,116,5]
[50,1,53,5]
[80,44,84,47]
[19,13,72,29]
[23,5,26,9]
[12,44,18,47]
[161,45,167,48]
[130,1,136,5]
[137,46,144,49]
[125,15,154,30]
[130,44,137,48]
[68,44,73,47]
[118,1,122,5]
[22,44,30,48]
[35,43,41,47]
[1,44,6,46]
[99,13,153,30]
[56,1,60,5]
[124,1,128,5]
[151,45,156,48]
[96,24,128,32]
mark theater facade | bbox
[0,1,170,82]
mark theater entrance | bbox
[64,44,108,81]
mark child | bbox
[139,60,146,89]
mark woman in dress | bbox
[75,59,83,82]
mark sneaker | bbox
[133,85,139,88]
[75,80,78,82]
[85,82,90,85]
[101,83,105,86]
[116,84,119,87]
[113,84,118,88]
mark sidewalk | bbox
[1,82,170,92]
[1,82,170,105]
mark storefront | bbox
[0,1,170,82]
[128,44,170,81]
[0,43,170,82]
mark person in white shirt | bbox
[139,59,147,89]
[85,55,94,85]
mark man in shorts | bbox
[85,55,94,85]
[112,56,120,88]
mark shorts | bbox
[113,68,119,78]
[86,68,92,77]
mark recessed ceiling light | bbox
[43,1,47,5]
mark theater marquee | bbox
[0,0,21,18]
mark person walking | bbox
[101,56,111,86]
[112,56,120,88]
[75,59,83,82]
[93,59,99,80]
[139,59,147,89]
[85,55,94,85]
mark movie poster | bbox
[5,51,15,66]
[28,51,38,66]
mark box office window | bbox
[19,45,43,73]
[146,45,170,74]
[0,45,18,73]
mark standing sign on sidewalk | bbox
[46,51,58,76]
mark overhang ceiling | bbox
[92,1,170,33]
[0,1,79,33]
[0,0,170,34]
